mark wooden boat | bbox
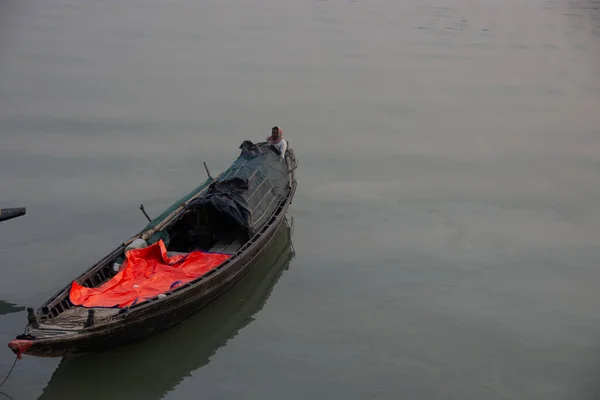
[0,207,26,223]
[38,217,295,400]
[8,140,298,358]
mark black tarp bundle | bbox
[187,141,290,235]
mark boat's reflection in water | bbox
[39,216,296,400]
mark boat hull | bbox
[9,144,298,358]
[9,184,293,358]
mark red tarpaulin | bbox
[69,240,231,308]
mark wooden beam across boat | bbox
[0,207,26,223]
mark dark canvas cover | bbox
[187,141,290,235]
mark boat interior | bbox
[30,202,249,334]
[164,202,249,257]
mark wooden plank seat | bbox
[209,237,244,254]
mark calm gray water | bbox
[1,0,600,399]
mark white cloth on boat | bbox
[269,138,287,159]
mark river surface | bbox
[1,0,600,399]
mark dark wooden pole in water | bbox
[0,207,26,223]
